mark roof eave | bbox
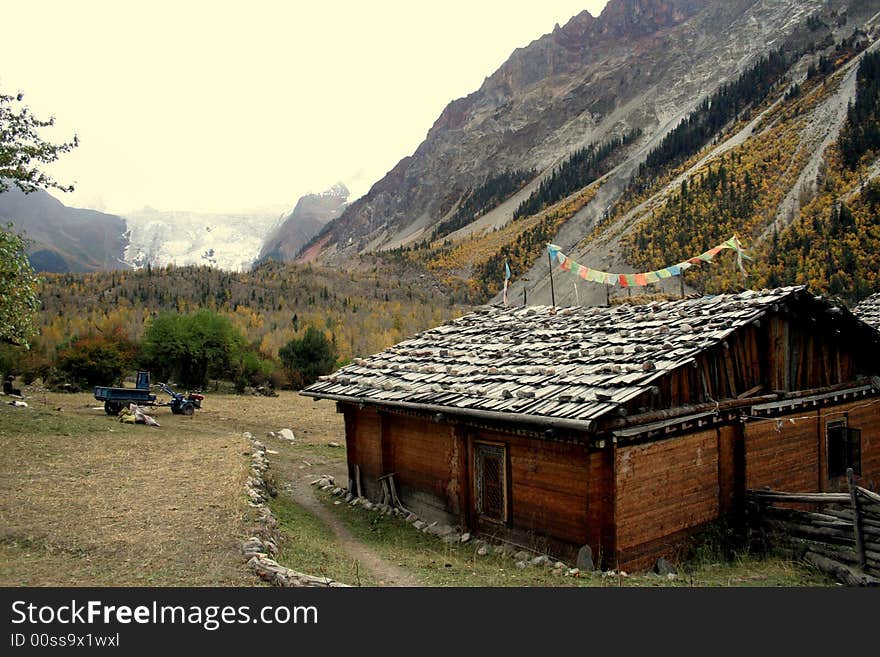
[300,389,598,434]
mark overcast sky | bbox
[2,1,608,215]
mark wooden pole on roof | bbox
[548,251,556,307]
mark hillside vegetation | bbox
[593,34,880,302]
[27,261,468,385]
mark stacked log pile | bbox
[747,471,880,586]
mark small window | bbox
[827,420,861,478]
[474,442,508,523]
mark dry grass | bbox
[0,391,263,586]
[0,388,832,587]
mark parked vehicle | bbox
[155,381,204,416]
[94,371,204,416]
[94,371,156,415]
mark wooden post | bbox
[679,273,685,299]
[548,251,556,307]
[847,468,867,570]
[605,284,610,306]
[522,286,527,306]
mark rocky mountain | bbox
[258,183,348,264]
[0,185,128,272]
[301,0,880,306]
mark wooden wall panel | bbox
[476,429,591,548]
[352,408,383,498]
[585,449,614,567]
[820,399,880,492]
[744,412,819,492]
[717,424,743,514]
[615,430,719,554]
[386,414,453,497]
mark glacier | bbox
[122,207,285,272]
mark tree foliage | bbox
[279,326,338,389]
[0,225,41,346]
[634,50,790,188]
[0,91,78,194]
[140,309,247,389]
[514,130,640,220]
[54,325,138,389]
[1,90,77,350]
[839,50,880,170]
[432,169,536,240]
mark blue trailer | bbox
[94,371,156,415]
[94,371,204,416]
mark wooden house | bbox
[302,286,880,570]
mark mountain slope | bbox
[302,0,818,259]
[0,186,128,272]
[304,0,880,308]
[258,183,348,263]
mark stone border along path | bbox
[241,433,348,587]
[241,431,640,584]
[312,478,592,578]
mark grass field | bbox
[0,388,834,587]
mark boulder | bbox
[576,545,594,572]
[654,558,677,576]
[278,428,296,442]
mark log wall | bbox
[744,412,820,492]
[614,429,720,569]
[820,399,880,493]
[472,428,592,554]
[744,398,880,494]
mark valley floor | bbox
[0,390,833,587]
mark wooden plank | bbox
[848,468,868,570]
[747,491,851,504]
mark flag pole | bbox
[548,250,556,307]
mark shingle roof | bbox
[854,293,880,331]
[301,286,837,427]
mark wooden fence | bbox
[746,470,880,586]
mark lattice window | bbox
[475,442,507,523]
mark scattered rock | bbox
[460,533,471,543]
[413,521,426,530]
[328,441,341,448]
[267,431,276,439]
[515,560,529,569]
[576,545,595,572]
[654,558,677,576]
[277,428,295,442]
[513,550,530,561]
[477,545,490,556]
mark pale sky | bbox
[2,1,608,215]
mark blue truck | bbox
[94,371,203,416]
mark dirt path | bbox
[284,471,421,587]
